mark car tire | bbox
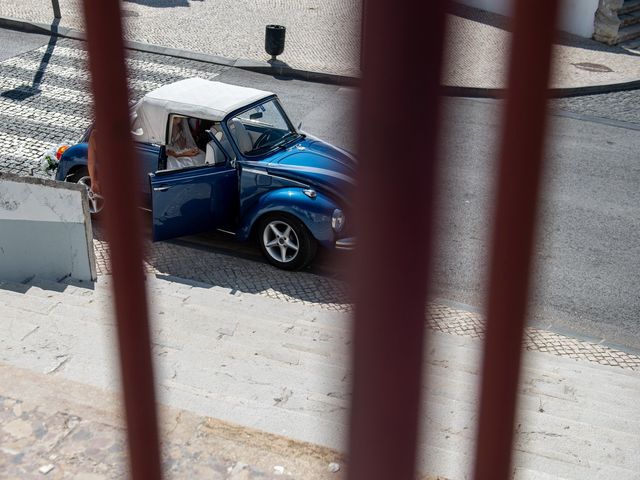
[67,167,104,214]
[258,213,317,270]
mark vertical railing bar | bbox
[472,1,560,479]
[81,1,162,478]
[347,1,449,479]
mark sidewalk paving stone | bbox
[1,1,639,90]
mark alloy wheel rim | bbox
[78,176,105,214]
[263,220,299,263]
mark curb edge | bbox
[2,16,640,95]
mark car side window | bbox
[163,115,212,171]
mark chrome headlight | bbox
[332,209,345,232]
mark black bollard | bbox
[265,25,286,60]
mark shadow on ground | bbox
[1,19,59,101]
[449,2,640,56]
[124,0,192,8]
[92,219,352,310]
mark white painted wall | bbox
[457,0,600,37]
[0,173,96,282]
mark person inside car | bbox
[166,116,205,170]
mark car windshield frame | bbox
[225,97,302,158]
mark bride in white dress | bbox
[166,117,205,170]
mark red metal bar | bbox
[472,1,560,479]
[81,1,162,478]
[347,1,449,479]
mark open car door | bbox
[149,165,238,241]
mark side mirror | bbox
[250,112,263,120]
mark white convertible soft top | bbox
[131,78,273,145]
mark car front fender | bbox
[56,143,88,181]
[238,188,340,249]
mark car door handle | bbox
[153,185,171,192]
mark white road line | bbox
[0,76,89,105]
[0,131,57,156]
[0,57,164,92]
[0,102,89,131]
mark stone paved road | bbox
[2,1,640,88]
[1,32,639,354]
[0,36,355,177]
[1,0,362,76]
[553,89,640,125]
[0,37,227,176]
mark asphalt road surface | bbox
[0,27,49,62]
[0,29,638,350]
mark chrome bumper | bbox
[335,237,356,251]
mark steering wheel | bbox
[253,129,278,150]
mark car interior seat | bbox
[205,130,234,165]
[229,118,253,154]
[205,141,225,165]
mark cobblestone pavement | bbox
[1,0,361,77]
[552,89,640,125]
[93,224,352,312]
[0,37,227,176]
[426,305,640,371]
[2,1,640,88]
[0,23,638,180]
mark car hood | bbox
[265,137,356,206]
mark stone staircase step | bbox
[514,411,640,472]
[425,367,640,432]
[8,278,640,420]
[427,350,640,414]
[0,287,59,315]
[619,0,640,16]
[11,293,640,444]
[430,328,640,387]
[425,339,640,421]
[414,445,472,480]
[620,10,640,27]
[513,467,571,480]
[157,377,350,450]
[149,301,352,371]
[422,383,640,437]
[4,276,640,479]
[156,343,350,405]
[620,37,640,51]
[616,21,640,42]
[154,332,640,440]
[514,449,640,480]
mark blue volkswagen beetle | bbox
[56,78,355,270]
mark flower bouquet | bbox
[38,144,69,177]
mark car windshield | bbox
[227,98,300,156]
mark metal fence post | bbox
[80,0,162,478]
[472,1,560,479]
[348,0,449,479]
